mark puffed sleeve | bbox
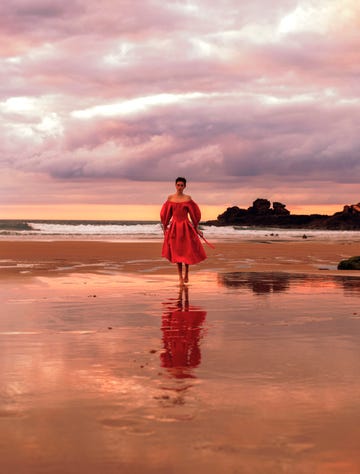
[160,201,172,228]
[188,200,201,227]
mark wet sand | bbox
[1,239,360,276]
[1,240,360,473]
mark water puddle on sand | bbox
[1,272,360,473]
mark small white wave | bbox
[28,222,163,236]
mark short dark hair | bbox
[175,177,186,185]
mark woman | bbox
[160,177,207,285]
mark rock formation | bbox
[273,202,290,215]
[245,198,290,216]
[205,199,360,230]
[342,203,360,214]
[338,256,360,270]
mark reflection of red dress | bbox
[161,308,206,371]
[160,200,207,264]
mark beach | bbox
[2,239,360,473]
[1,239,360,276]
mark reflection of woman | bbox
[160,177,206,285]
[161,286,206,378]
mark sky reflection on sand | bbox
[1,272,360,473]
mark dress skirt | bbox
[160,199,207,265]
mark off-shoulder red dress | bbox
[160,199,207,265]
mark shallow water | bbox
[1,272,360,473]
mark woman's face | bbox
[175,181,186,192]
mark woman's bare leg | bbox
[176,263,184,285]
[184,264,189,283]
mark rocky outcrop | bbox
[246,198,290,216]
[273,202,290,215]
[205,199,360,230]
[342,203,360,214]
[215,199,292,226]
[338,256,360,270]
[319,203,360,230]
[248,198,272,215]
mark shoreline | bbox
[1,239,360,278]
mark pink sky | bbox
[1,0,360,220]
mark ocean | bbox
[1,219,360,242]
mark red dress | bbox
[160,199,207,264]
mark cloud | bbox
[2,91,360,188]
[1,0,360,213]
